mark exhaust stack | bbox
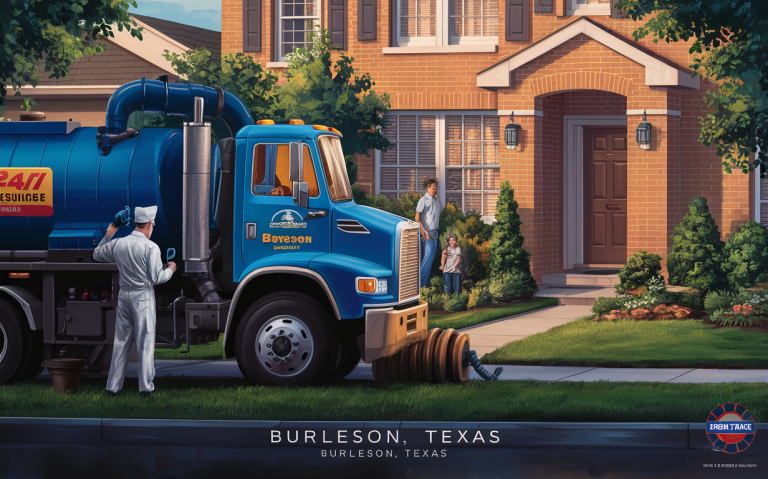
[183,96,221,302]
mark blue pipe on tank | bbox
[103,78,254,135]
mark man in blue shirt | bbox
[415,178,443,290]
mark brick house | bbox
[4,14,220,127]
[223,0,765,287]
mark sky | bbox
[128,0,222,32]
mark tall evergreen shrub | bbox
[488,181,537,297]
[667,197,726,291]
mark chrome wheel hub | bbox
[256,315,314,377]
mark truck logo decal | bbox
[0,167,53,216]
[262,234,312,249]
[270,209,307,229]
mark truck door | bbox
[240,142,329,270]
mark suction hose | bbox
[465,350,503,380]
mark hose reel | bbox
[371,328,503,384]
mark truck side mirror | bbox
[289,142,303,183]
[293,181,309,209]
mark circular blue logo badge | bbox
[706,402,756,454]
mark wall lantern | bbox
[636,110,652,150]
[504,112,521,150]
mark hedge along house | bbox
[223,1,764,289]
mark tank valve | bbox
[96,127,139,156]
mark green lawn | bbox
[2,376,766,422]
[154,298,559,361]
[428,298,559,331]
[154,336,225,361]
[482,316,768,368]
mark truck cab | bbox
[224,122,427,384]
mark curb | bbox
[1,418,764,449]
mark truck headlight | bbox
[357,278,388,294]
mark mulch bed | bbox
[595,304,707,321]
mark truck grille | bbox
[399,225,420,301]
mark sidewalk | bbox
[39,305,768,383]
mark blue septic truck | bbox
[0,78,436,386]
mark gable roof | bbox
[130,14,221,61]
[477,17,700,90]
[34,40,177,87]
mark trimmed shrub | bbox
[488,181,538,297]
[444,293,470,312]
[615,251,664,295]
[667,197,726,291]
[468,280,493,309]
[421,276,447,311]
[592,296,628,316]
[704,290,737,314]
[488,272,536,303]
[722,221,768,290]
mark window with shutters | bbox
[444,115,500,216]
[277,0,320,61]
[568,0,611,15]
[396,0,499,47]
[379,114,438,199]
[377,112,500,220]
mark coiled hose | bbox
[465,350,503,380]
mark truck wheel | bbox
[0,298,29,384]
[235,292,340,386]
[332,328,362,380]
[14,329,44,381]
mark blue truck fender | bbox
[221,266,341,359]
[0,286,43,331]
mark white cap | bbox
[135,206,158,225]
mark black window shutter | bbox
[610,2,627,18]
[534,0,553,14]
[506,0,529,41]
[358,0,377,41]
[329,0,347,49]
[243,0,261,52]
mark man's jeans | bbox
[421,239,438,289]
[444,273,462,295]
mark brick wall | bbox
[220,1,753,283]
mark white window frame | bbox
[756,166,767,226]
[568,0,611,16]
[395,1,498,48]
[376,110,500,222]
[275,0,321,62]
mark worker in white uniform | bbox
[93,206,176,395]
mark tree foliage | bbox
[162,47,278,123]
[273,30,391,156]
[1,0,142,113]
[615,0,768,176]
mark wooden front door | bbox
[583,128,628,264]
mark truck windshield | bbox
[317,135,353,202]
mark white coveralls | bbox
[93,231,173,392]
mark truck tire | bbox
[235,292,340,386]
[332,328,362,380]
[14,329,44,381]
[0,298,31,384]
